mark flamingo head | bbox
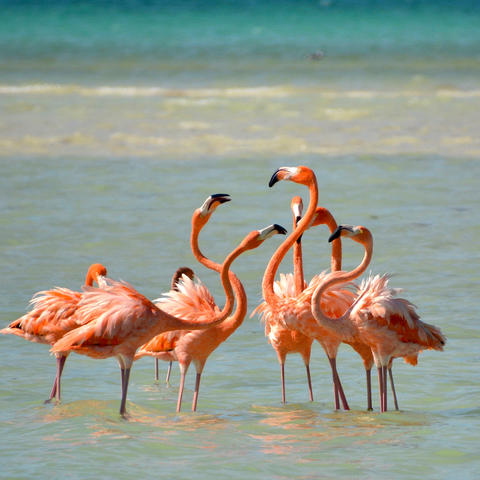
[269,166,315,188]
[290,196,303,224]
[170,266,195,291]
[239,224,288,251]
[199,193,231,217]
[84,263,108,287]
[328,225,372,245]
[193,193,231,229]
[290,196,303,244]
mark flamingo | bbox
[150,266,195,384]
[297,206,380,410]
[51,223,287,416]
[137,194,287,412]
[254,199,375,408]
[1,263,107,403]
[259,166,357,410]
[252,196,314,403]
[311,225,446,412]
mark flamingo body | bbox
[311,225,446,411]
[52,223,286,415]
[135,195,266,412]
[352,274,445,361]
[1,263,107,402]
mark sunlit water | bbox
[1,1,480,479]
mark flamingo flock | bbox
[2,166,445,416]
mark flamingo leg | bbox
[280,363,286,404]
[382,366,388,412]
[192,372,202,412]
[176,364,188,413]
[54,355,67,402]
[154,358,159,382]
[305,364,314,402]
[366,368,373,411]
[328,357,349,411]
[47,379,57,403]
[333,383,340,410]
[119,367,131,416]
[377,366,384,412]
[388,367,399,411]
[46,355,66,403]
[329,357,340,410]
[120,367,126,398]
[166,361,172,385]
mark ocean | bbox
[1,1,479,479]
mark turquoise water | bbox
[1,2,480,479]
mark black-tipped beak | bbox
[207,193,231,210]
[294,215,303,244]
[273,223,288,235]
[210,193,231,204]
[328,224,354,242]
[269,169,281,188]
[328,225,343,243]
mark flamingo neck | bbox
[190,215,217,272]
[262,178,318,305]
[324,212,342,272]
[84,272,96,287]
[218,243,249,320]
[293,225,305,296]
[156,237,244,333]
[310,237,373,341]
[190,217,247,331]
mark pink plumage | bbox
[1,263,107,403]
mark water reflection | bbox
[246,404,434,456]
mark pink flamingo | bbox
[52,223,286,416]
[308,208,380,410]
[253,196,314,403]
[311,224,446,412]
[1,263,107,403]
[137,194,287,412]
[255,197,375,408]
[260,166,357,410]
[150,266,195,384]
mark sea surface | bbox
[1,1,479,479]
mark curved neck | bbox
[157,237,244,332]
[84,272,96,287]
[311,237,373,340]
[262,178,318,305]
[324,212,342,272]
[190,214,247,329]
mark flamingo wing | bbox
[136,331,181,358]
[51,280,160,352]
[154,274,220,322]
[1,288,83,344]
[352,274,446,350]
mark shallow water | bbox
[1,1,480,479]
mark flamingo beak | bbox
[273,224,288,235]
[258,223,288,240]
[295,216,303,244]
[200,193,231,216]
[269,169,280,187]
[210,193,231,205]
[328,224,354,242]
